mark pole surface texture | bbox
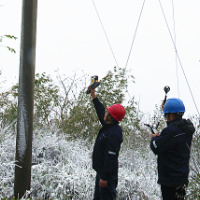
[14,0,37,198]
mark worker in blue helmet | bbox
[150,98,195,200]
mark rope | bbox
[124,0,146,70]
[92,0,119,68]
[158,0,200,118]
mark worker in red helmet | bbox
[90,87,125,200]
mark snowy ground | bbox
[0,125,161,199]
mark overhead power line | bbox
[125,0,146,70]
[171,0,180,98]
[92,0,119,68]
[158,0,200,118]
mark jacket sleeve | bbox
[93,97,106,126]
[101,129,122,180]
[150,127,176,155]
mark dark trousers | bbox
[161,185,186,200]
[93,173,118,200]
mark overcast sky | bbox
[0,0,200,118]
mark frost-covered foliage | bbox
[1,119,200,199]
[0,67,141,140]
[0,126,15,198]
[186,115,200,199]
[0,67,200,199]
[118,146,161,199]
[0,124,161,200]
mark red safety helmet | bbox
[106,104,125,121]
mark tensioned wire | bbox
[158,0,200,118]
[92,0,146,71]
[92,0,146,102]
[171,0,180,98]
[123,0,146,101]
[124,0,146,70]
[91,0,199,118]
[92,0,119,68]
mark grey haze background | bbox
[0,0,200,118]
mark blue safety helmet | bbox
[163,98,185,114]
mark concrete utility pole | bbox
[14,0,37,199]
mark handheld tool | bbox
[163,86,170,105]
[144,85,170,134]
[86,75,100,94]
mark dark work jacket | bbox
[92,97,123,181]
[150,119,195,187]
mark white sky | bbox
[0,0,200,118]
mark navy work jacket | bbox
[92,97,123,181]
[150,119,195,187]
